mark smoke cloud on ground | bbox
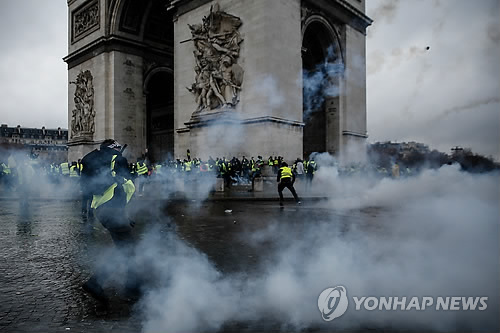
[123,156,499,332]
[1,148,498,332]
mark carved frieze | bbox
[72,0,99,42]
[70,70,95,138]
[185,3,244,113]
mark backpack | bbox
[80,149,115,193]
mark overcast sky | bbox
[0,0,498,159]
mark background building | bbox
[0,124,68,163]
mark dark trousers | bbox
[223,173,232,188]
[278,179,300,203]
[81,189,94,220]
[88,203,138,292]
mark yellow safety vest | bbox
[136,162,148,175]
[155,164,163,174]
[309,161,317,174]
[1,163,10,175]
[91,155,135,209]
[69,165,79,177]
[280,166,292,180]
[60,162,70,175]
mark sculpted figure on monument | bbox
[185,3,244,112]
[73,1,99,40]
[70,70,95,137]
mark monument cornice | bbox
[342,130,368,138]
[63,35,173,69]
[183,114,305,130]
[336,0,373,26]
[167,0,213,17]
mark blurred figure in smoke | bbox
[81,139,138,302]
[15,153,36,209]
[305,157,317,191]
[135,156,149,196]
[277,161,301,207]
[295,158,305,181]
[250,156,264,191]
[392,162,400,179]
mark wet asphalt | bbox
[0,182,376,333]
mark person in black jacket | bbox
[80,139,139,302]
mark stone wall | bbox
[67,51,146,162]
[174,0,304,159]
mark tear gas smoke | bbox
[0,149,79,201]
[127,156,498,332]
[254,75,285,110]
[2,147,497,332]
[303,46,344,121]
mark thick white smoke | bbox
[133,159,498,332]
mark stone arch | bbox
[108,0,150,37]
[107,0,174,162]
[302,15,344,158]
[143,66,173,94]
[108,0,173,46]
[302,15,344,65]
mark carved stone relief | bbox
[184,3,244,113]
[72,0,99,42]
[70,70,95,138]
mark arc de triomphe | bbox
[64,0,372,163]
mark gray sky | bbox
[366,0,500,159]
[0,0,498,159]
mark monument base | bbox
[181,110,304,163]
[67,135,98,162]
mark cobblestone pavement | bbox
[0,199,142,332]
[0,196,375,333]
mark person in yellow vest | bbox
[135,158,148,196]
[268,156,273,169]
[249,156,264,191]
[69,161,80,178]
[77,159,83,175]
[184,159,192,173]
[60,161,70,178]
[273,156,279,174]
[81,139,138,302]
[277,162,301,207]
[0,162,11,188]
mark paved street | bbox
[0,192,368,333]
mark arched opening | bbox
[113,0,175,162]
[302,20,343,158]
[146,71,174,163]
